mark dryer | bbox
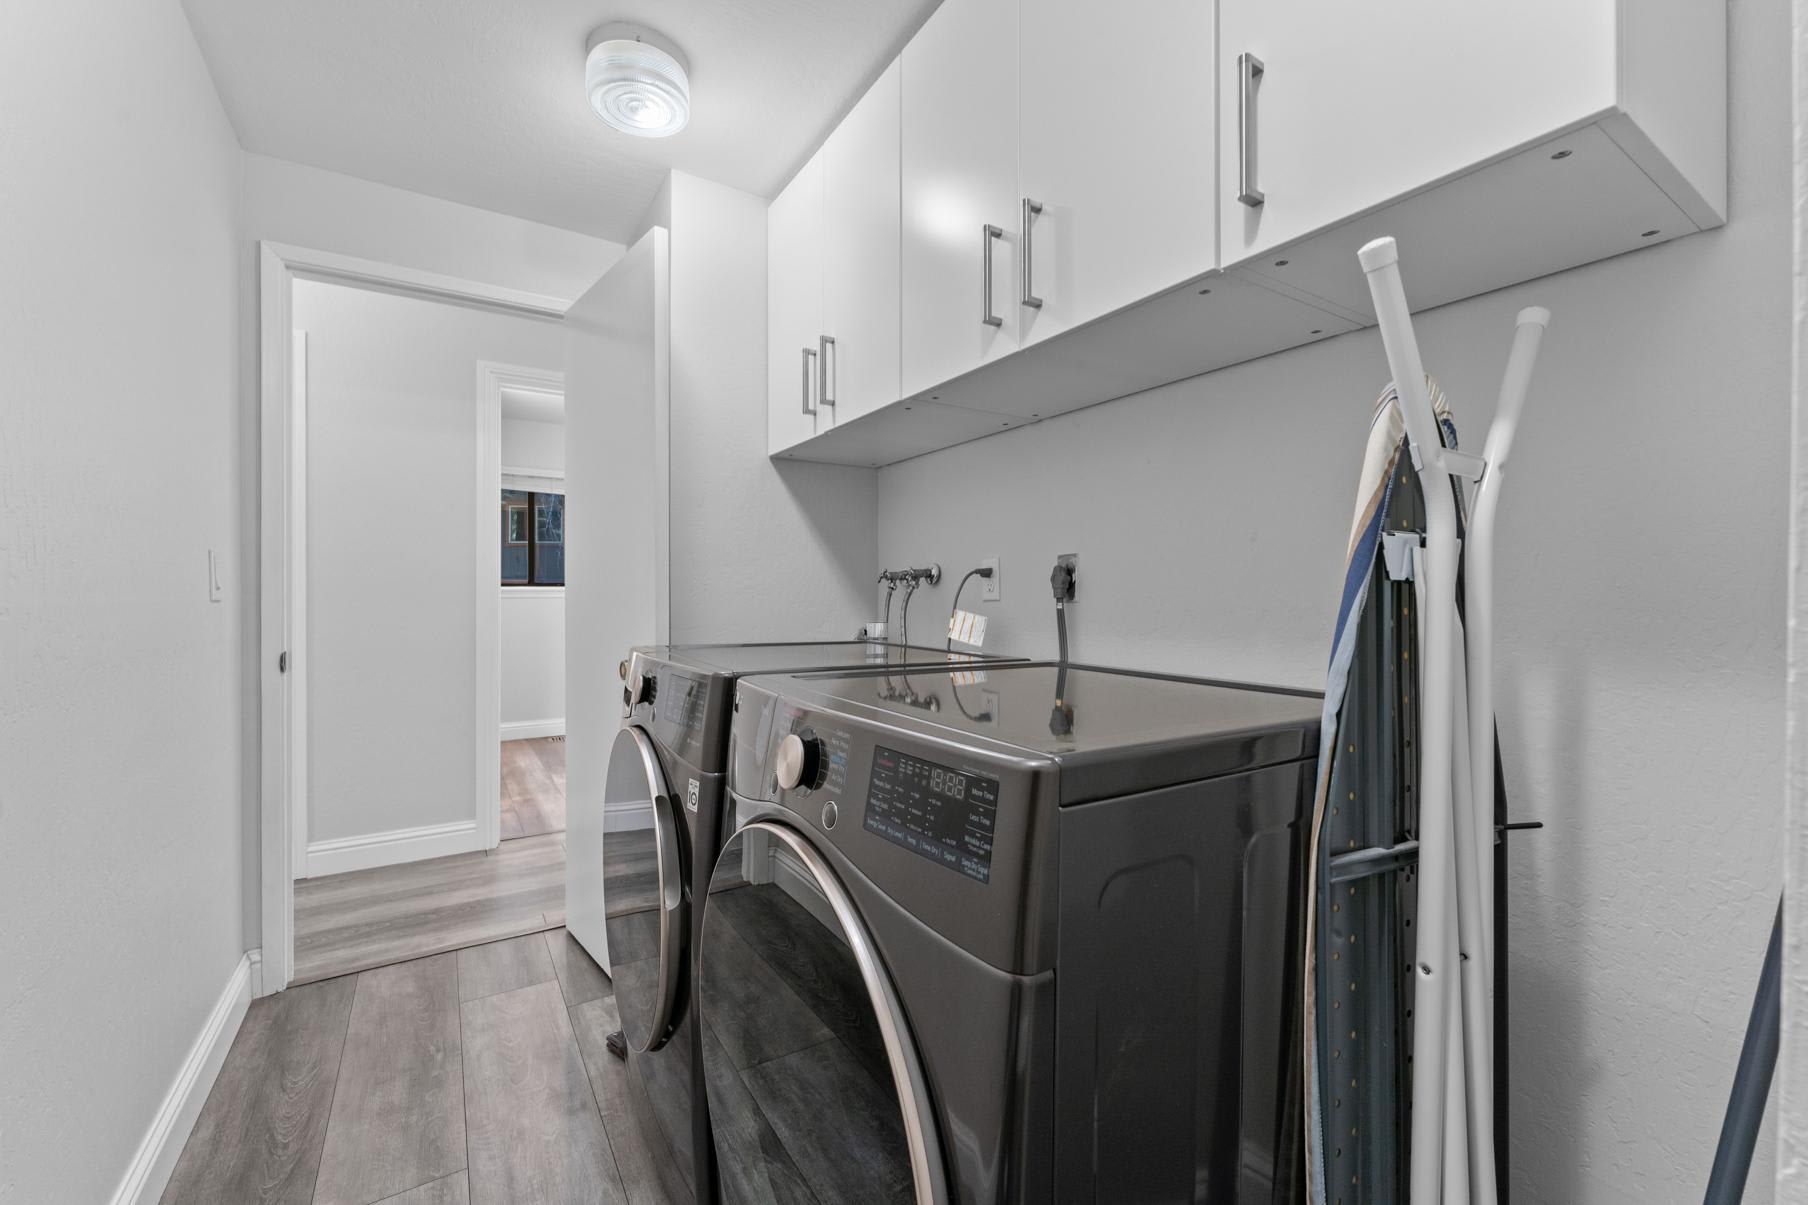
[573,642,1024,1202]
[702,662,1322,1203]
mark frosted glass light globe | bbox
[586,31,690,138]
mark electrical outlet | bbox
[1056,553,1077,603]
[208,549,223,603]
[981,557,1000,602]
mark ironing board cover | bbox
[1305,379,1457,1204]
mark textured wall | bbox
[502,417,565,472]
[0,1,245,1201]
[501,591,565,729]
[1779,1,1808,1197]
[293,279,564,846]
[663,173,877,643]
[879,4,1785,1200]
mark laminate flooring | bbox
[161,928,685,1205]
[295,830,659,986]
[293,833,566,986]
[501,737,565,840]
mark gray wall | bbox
[294,279,565,846]
[878,4,1787,1200]
[1778,1,1808,1195]
[0,1,246,1200]
[663,172,877,643]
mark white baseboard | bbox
[604,801,654,833]
[501,718,565,741]
[305,819,482,878]
[109,949,256,1205]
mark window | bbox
[502,489,564,586]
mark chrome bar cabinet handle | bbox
[800,346,817,415]
[1021,198,1044,309]
[981,223,1004,327]
[1237,52,1265,207]
[818,335,836,408]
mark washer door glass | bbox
[699,822,947,1205]
[604,724,686,1054]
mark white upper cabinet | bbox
[1219,0,1725,311]
[767,149,823,455]
[1219,0,1614,265]
[769,0,1724,466]
[822,60,902,425]
[901,0,1020,400]
[1017,0,1216,347]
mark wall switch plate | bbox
[981,557,1000,601]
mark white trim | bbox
[502,718,566,741]
[501,585,566,598]
[502,472,566,494]
[108,951,256,1205]
[259,244,298,994]
[263,242,570,319]
[305,820,483,878]
[478,362,565,855]
[289,331,309,882]
[261,242,575,995]
[500,463,565,479]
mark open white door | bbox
[564,226,671,968]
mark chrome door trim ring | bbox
[614,724,686,1054]
[702,820,949,1205]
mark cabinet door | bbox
[900,0,1019,400]
[767,151,825,455]
[1218,0,1614,266]
[823,60,901,424]
[1018,0,1215,347]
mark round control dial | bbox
[775,730,827,792]
[622,669,655,718]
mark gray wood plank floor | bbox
[312,954,466,1205]
[294,834,565,985]
[162,928,684,1205]
[501,737,565,839]
[292,738,569,984]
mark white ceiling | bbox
[501,387,565,425]
[180,0,942,243]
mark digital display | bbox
[863,745,998,883]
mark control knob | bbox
[622,669,655,717]
[775,731,826,792]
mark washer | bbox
[572,642,1025,1202]
[702,662,1322,1203]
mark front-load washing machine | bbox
[702,662,1323,1203]
[571,642,1025,1202]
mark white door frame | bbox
[476,361,564,851]
[258,241,569,995]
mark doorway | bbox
[260,242,581,989]
[496,382,568,844]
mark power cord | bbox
[1049,557,1077,736]
[945,565,995,651]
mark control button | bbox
[775,731,825,791]
[821,801,838,830]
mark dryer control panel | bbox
[731,672,1060,975]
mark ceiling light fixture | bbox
[585,23,690,138]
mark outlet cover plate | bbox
[981,557,1000,601]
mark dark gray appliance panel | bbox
[1055,758,1315,1205]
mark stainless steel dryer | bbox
[702,662,1323,1204]
[578,642,1025,1203]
